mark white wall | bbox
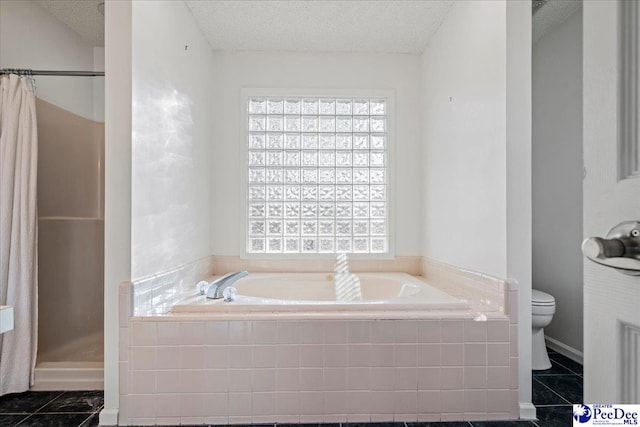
[420,1,507,278]
[421,1,534,416]
[102,1,132,423]
[131,0,214,279]
[506,1,533,418]
[532,9,583,354]
[0,0,103,121]
[210,51,423,256]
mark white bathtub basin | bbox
[172,272,468,313]
[233,273,421,301]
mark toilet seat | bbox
[532,289,555,306]
[532,303,555,316]
[531,288,555,370]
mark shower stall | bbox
[1,0,105,393]
[1,67,105,392]
[33,81,105,389]
[0,68,106,391]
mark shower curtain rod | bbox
[0,69,104,77]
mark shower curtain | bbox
[0,74,38,396]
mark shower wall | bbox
[0,0,105,364]
[36,98,104,362]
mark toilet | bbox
[531,289,556,370]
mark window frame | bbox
[239,88,396,259]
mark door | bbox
[583,0,640,403]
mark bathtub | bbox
[172,272,469,313]
[122,260,519,424]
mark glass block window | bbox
[246,96,389,254]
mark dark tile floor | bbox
[0,348,581,426]
[532,348,583,427]
[0,390,102,426]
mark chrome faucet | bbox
[206,271,248,299]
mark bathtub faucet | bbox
[206,271,248,299]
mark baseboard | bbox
[31,361,103,391]
[99,408,118,426]
[545,335,584,364]
[519,402,537,420]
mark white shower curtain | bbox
[0,74,38,396]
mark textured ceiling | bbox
[532,0,581,44]
[185,0,455,53]
[33,0,569,54]
[35,0,104,47]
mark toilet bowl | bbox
[532,289,556,370]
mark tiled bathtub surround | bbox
[131,257,215,316]
[120,257,518,425]
[1,354,581,427]
[421,258,513,314]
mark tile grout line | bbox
[32,390,66,414]
[76,412,96,427]
[535,404,573,407]
[548,356,582,376]
[14,413,34,427]
[0,413,37,415]
[534,364,578,376]
[6,391,65,427]
[538,372,583,403]
[534,373,576,376]
[533,377,573,405]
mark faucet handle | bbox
[223,286,238,302]
[196,281,208,296]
